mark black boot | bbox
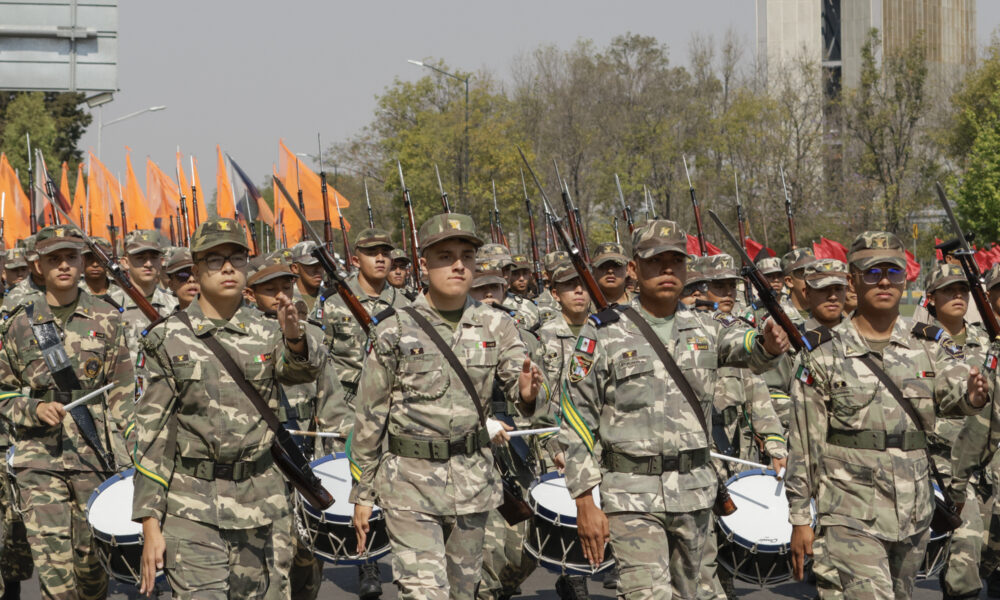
[1,579,19,600]
[555,575,590,600]
[358,562,382,600]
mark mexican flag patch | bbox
[253,353,271,363]
[795,365,813,386]
[576,337,596,355]
[135,351,145,369]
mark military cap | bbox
[3,247,27,269]
[418,213,483,252]
[592,242,628,267]
[782,248,816,275]
[389,248,411,264]
[82,238,112,257]
[124,229,162,255]
[925,263,967,294]
[686,256,711,286]
[551,260,582,284]
[984,264,1000,291]
[247,255,298,287]
[847,231,906,270]
[756,256,783,276]
[803,259,849,289]
[471,263,507,289]
[163,247,194,275]
[543,251,569,274]
[510,253,532,270]
[35,224,85,255]
[290,240,320,265]
[270,248,294,263]
[354,228,393,250]
[632,219,687,259]
[702,254,740,281]
[19,234,38,262]
[190,218,250,255]
[477,242,513,268]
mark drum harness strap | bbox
[26,304,114,473]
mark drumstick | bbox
[62,383,115,412]
[507,427,560,438]
[287,430,342,438]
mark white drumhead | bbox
[530,475,600,518]
[88,477,140,537]
[720,473,794,546]
[313,457,380,518]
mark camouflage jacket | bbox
[929,319,988,455]
[785,317,975,541]
[536,316,583,459]
[505,292,540,331]
[0,290,133,472]
[110,285,178,358]
[0,278,44,318]
[316,276,410,388]
[131,300,323,528]
[348,294,528,515]
[558,302,780,514]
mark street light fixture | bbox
[408,58,470,207]
[97,105,167,159]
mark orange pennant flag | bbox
[215,145,236,219]
[0,153,31,231]
[146,158,181,239]
[125,151,156,231]
[0,154,32,248]
[277,139,350,229]
[273,166,302,246]
[87,152,119,243]
[59,162,70,205]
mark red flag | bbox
[685,234,721,256]
[934,237,944,262]
[744,237,775,259]
[812,237,848,262]
[904,250,921,282]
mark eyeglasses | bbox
[170,270,194,283]
[198,253,249,271]
[861,266,905,285]
[683,282,708,295]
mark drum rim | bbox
[529,471,581,527]
[86,467,141,545]
[523,541,614,576]
[303,453,381,523]
[717,468,814,554]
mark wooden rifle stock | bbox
[520,171,544,293]
[683,156,707,256]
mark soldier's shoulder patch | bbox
[713,313,738,327]
[569,355,593,382]
[804,327,833,352]
[911,323,943,342]
[575,336,597,355]
[589,306,622,328]
[940,337,964,359]
[795,364,814,386]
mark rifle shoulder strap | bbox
[856,354,956,511]
[401,306,487,427]
[618,306,710,439]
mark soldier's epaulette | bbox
[372,307,396,324]
[588,305,623,328]
[140,311,174,338]
[713,312,739,327]
[489,302,517,318]
[803,327,833,352]
[1,303,26,323]
[96,293,125,313]
[403,290,419,302]
[306,318,325,331]
[911,323,943,342]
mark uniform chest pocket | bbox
[332,321,356,339]
[613,357,655,411]
[829,386,875,421]
[397,354,448,400]
[463,345,498,367]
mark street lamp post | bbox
[97,105,167,159]
[408,59,469,207]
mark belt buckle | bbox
[646,455,659,474]
[214,463,234,480]
[885,433,901,449]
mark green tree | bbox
[946,35,1000,163]
[0,92,91,185]
[955,90,1000,241]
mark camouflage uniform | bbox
[349,214,530,600]
[0,225,134,600]
[131,219,324,599]
[559,220,782,600]
[389,249,419,301]
[290,241,323,314]
[109,230,179,355]
[536,252,567,326]
[785,232,979,600]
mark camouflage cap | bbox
[925,263,967,294]
[124,229,162,255]
[354,228,393,250]
[290,240,320,265]
[702,253,740,281]
[418,213,483,252]
[389,248,410,264]
[477,242,513,268]
[82,238,112,257]
[686,256,711,286]
[190,218,250,255]
[19,234,38,262]
[247,254,298,287]
[632,219,687,259]
[163,247,194,274]
[551,260,582,284]
[756,256,783,275]
[985,264,1000,291]
[543,251,569,274]
[592,242,628,267]
[804,258,849,289]
[847,231,906,270]
[3,247,27,269]
[270,248,294,263]
[510,253,532,270]
[35,224,85,256]
[471,263,507,289]
[782,247,816,275]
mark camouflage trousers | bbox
[696,520,727,600]
[268,508,321,600]
[0,453,32,583]
[476,507,536,600]
[161,513,273,600]
[813,529,843,599]
[939,485,984,597]
[823,525,929,600]
[608,508,711,600]
[16,468,107,600]
[384,508,488,600]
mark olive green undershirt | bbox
[49,298,79,328]
[435,307,465,330]
[639,305,676,342]
[951,329,967,347]
[568,323,584,338]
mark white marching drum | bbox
[524,472,613,576]
[296,453,390,564]
[716,468,815,587]
[86,468,162,585]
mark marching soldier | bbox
[387,249,418,300]
[536,251,568,326]
[479,244,540,331]
[508,254,536,300]
[590,242,631,306]
[163,248,199,311]
[289,241,325,314]
[787,232,989,599]
[350,213,544,600]
[80,240,114,298]
[756,256,785,296]
[2,248,28,295]
[1,238,42,316]
[780,248,816,324]
[0,224,134,600]
[111,230,178,354]
[559,220,790,599]
[132,219,324,599]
